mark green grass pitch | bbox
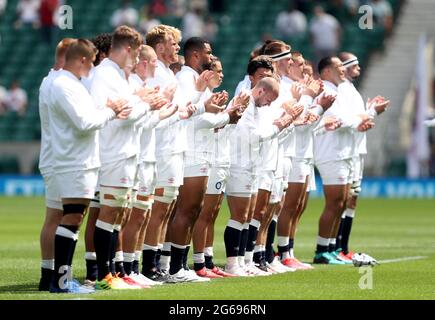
[0,196,434,300]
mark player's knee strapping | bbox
[128,190,137,210]
[100,186,130,208]
[154,186,179,204]
[63,204,87,215]
[133,195,154,211]
[89,192,100,209]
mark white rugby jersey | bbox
[212,125,231,168]
[234,75,251,97]
[147,61,205,157]
[212,96,247,168]
[128,73,160,163]
[230,95,280,172]
[261,76,314,172]
[49,70,115,173]
[90,58,150,165]
[257,104,285,172]
[278,76,298,158]
[313,80,363,165]
[340,79,367,155]
[184,86,230,167]
[38,69,61,175]
[81,66,95,92]
[294,94,321,160]
[282,76,320,160]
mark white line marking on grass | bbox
[378,256,427,264]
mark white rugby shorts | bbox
[99,156,137,188]
[155,152,185,188]
[55,168,99,199]
[136,161,157,196]
[316,159,353,186]
[41,171,62,210]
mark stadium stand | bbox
[0,0,403,173]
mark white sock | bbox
[114,251,123,262]
[244,251,254,264]
[85,252,96,261]
[281,251,290,260]
[160,256,170,270]
[204,247,214,257]
[250,219,261,229]
[344,208,356,218]
[123,252,135,263]
[95,220,114,232]
[238,256,245,268]
[162,242,171,251]
[317,236,330,246]
[193,252,205,264]
[41,259,54,270]
[142,244,158,251]
[226,256,239,268]
[278,236,289,247]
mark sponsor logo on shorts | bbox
[338,176,346,182]
[245,184,251,191]
[140,187,148,193]
[168,177,175,184]
[120,177,128,184]
[215,181,222,190]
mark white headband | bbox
[342,58,359,68]
[269,50,292,62]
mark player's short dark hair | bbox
[318,56,334,74]
[247,55,274,76]
[91,33,112,66]
[183,37,209,59]
[249,47,262,62]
